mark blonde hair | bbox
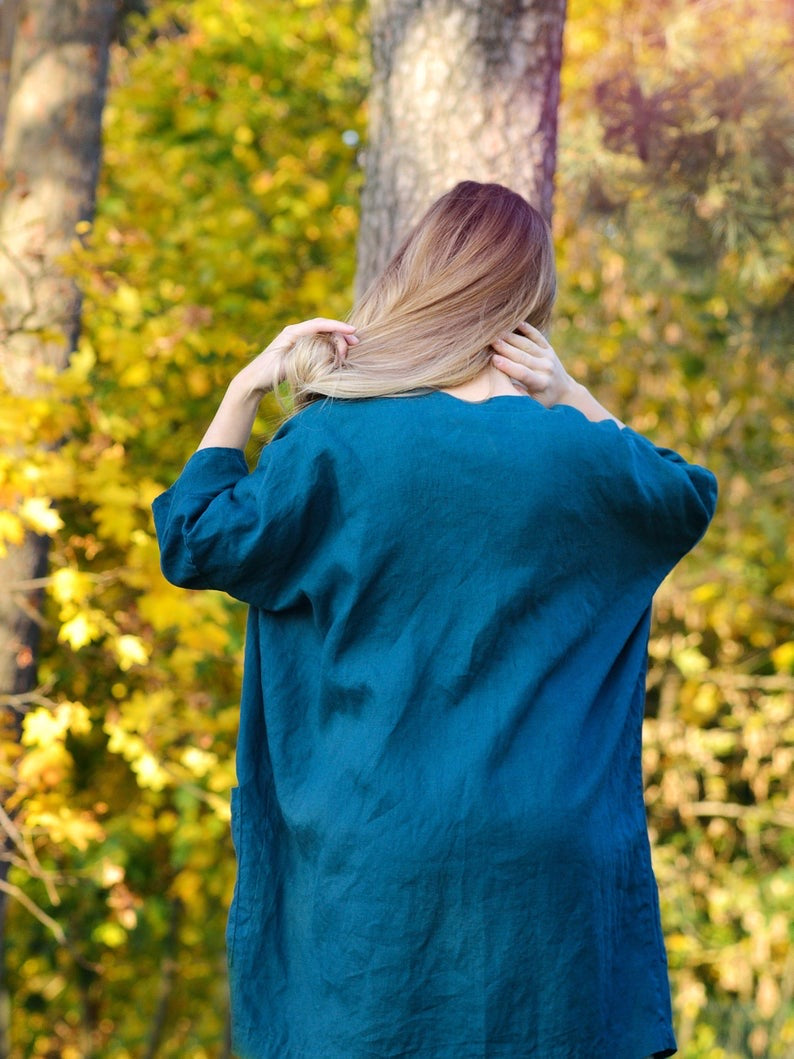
[285,181,557,410]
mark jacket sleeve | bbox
[548,406,718,587]
[616,427,717,561]
[582,417,718,576]
[152,418,334,609]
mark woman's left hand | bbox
[491,322,574,408]
[233,317,359,398]
[198,318,358,452]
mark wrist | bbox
[226,372,268,404]
[554,378,623,426]
[553,375,580,407]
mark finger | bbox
[495,331,545,355]
[491,337,549,370]
[515,321,551,348]
[334,330,359,352]
[332,332,348,366]
[291,317,358,336]
[492,354,549,391]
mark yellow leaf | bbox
[131,751,169,791]
[0,510,24,547]
[114,634,149,670]
[59,612,103,650]
[64,342,96,381]
[18,743,71,786]
[771,642,794,673]
[64,700,91,736]
[181,746,218,778]
[105,723,145,759]
[31,808,104,849]
[22,708,65,747]
[51,567,93,606]
[234,124,255,144]
[19,497,63,535]
[180,622,231,652]
[112,283,142,320]
[170,868,203,903]
[672,645,710,678]
[22,701,91,747]
[91,922,127,948]
[118,360,152,387]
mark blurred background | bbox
[0,0,791,1055]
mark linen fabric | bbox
[153,392,717,1058]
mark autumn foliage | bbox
[1,0,792,1056]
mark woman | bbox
[153,182,717,1058]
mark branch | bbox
[142,899,181,1059]
[0,680,57,711]
[704,672,794,692]
[0,876,101,973]
[0,876,66,944]
[682,800,794,829]
[8,570,127,593]
[0,801,61,905]
[160,765,229,816]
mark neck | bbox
[440,364,529,403]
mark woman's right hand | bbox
[490,322,574,409]
[492,322,624,426]
[232,317,359,398]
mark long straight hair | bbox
[284,181,557,409]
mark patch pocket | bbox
[225,781,275,972]
[226,785,243,967]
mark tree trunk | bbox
[0,0,22,142]
[0,1,117,1051]
[355,0,567,291]
[0,0,117,388]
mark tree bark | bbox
[0,0,22,142]
[355,0,567,291]
[0,0,117,388]
[0,2,117,1051]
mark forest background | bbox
[1,0,792,1056]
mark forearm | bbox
[197,377,263,451]
[555,380,625,428]
[195,317,357,451]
